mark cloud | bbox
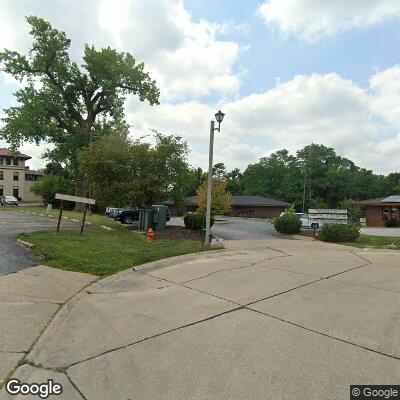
[124,71,399,174]
[0,0,241,101]
[259,0,400,41]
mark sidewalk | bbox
[0,266,97,388]
[1,239,400,399]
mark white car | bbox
[1,196,19,206]
[280,212,317,229]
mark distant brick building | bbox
[0,148,43,202]
[359,196,400,227]
[168,195,290,218]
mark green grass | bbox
[4,205,121,229]
[19,230,208,276]
[344,234,400,250]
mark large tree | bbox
[78,133,190,211]
[0,16,160,205]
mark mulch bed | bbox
[297,230,320,239]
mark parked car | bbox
[114,207,140,224]
[110,205,171,225]
[1,196,19,206]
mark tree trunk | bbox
[74,180,85,212]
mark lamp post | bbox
[205,110,225,246]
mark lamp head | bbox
[215,110,225,124]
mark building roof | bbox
[25,169,44,176]
[0,148,31,160]
[185,195,290,207]
[359,196,400,206]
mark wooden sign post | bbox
[55,194,96,234]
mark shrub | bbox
[274,212,302,234]
[183,212,214,231]
[385,220,400,228]
[320,223,360,243]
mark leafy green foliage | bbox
[241,144,393,209]
[196,179,232,215]
[273,207,302,234]
[0,16,159,198]
[78,133,190,211]
[339,199,363,222]
[385,220,399,228]
[30,174,74,204]
[183,212,214,230]
[320,224,360,243]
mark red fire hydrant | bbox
[147,228,155,242]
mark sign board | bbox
[309,209,348,227]
[55,193,95,205]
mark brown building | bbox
[0,148,43,202]
[359,196,400,227]
[168,195,290,218]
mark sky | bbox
[1,0,400,175]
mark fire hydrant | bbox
[147,228,155,242]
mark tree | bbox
[225,167,242,195]
[30,174,74,204]
[0,16,160,208]
[78,133,189,211]
[212,162,227,179]
[339,199,362,222]
[186,167,207,196]
[196,179,232,215]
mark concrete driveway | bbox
[2,238,400,399]
[361,227,400,237]
[169,215,279,240]
[0,210,81,276]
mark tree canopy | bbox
[78,133,189,211]
[0,16,160,198]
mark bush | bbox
[183,212,214,231]
[320,223,360,243]
[274,213,302,234]
[385,220,400,228]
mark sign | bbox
[54,193,96,234]
[55,193,95,205]
[309,209,348,227]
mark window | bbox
[13,186,19,198]
[6,157,11,165]
[0,171,3,180]
[382,207,400,221]
[0,186,3,196]
[13,172,19,181]
[0,158,3,165]
[13,158,18,166]
[25,174,38,181]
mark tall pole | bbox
[302,166,307,213]
[205,120,215,246]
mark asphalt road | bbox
[0,210,78,276]
[169,215,279,240]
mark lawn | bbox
[344,234,400,250]
[19,229,208,276]
[4,205,121,229]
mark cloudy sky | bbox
[1,0,400,174]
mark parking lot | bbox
[0,210,81,276]
[169,215,279,240]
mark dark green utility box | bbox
[151,204,167,232]
[138,209,152,231]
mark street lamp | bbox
[204,110,225,246]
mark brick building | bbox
[359,196,400,227]
[0,148,43,202]
[168,195,290,218]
